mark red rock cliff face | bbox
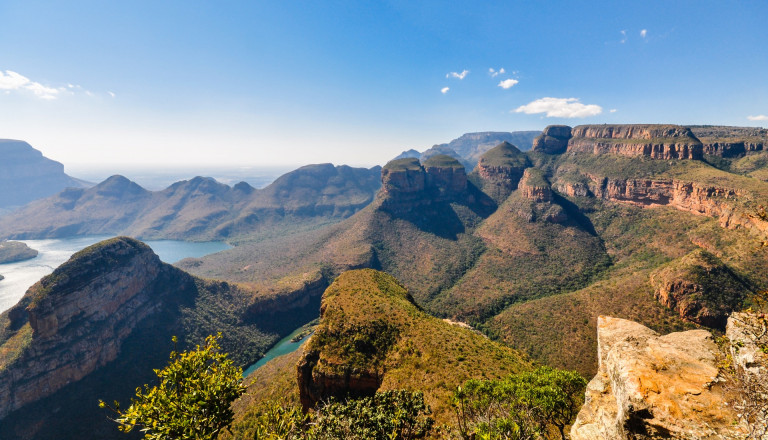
[532,125,572,154]
[519,169,553,203]
[379,157,467,211]
[568,125,703,160]
[555,174,768,240]
[0,237,188,420]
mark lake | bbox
[0,236,231,313]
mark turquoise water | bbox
[0,236,231,313]
[243,326,313,377]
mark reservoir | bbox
[0,236,231,313]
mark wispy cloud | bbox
[610,109,617,113]
[108,91,116,98]
[748,115,768,121]
[489,67,505,78]
[640,29,647,39]
[446,70,469,80]
[514,97,603,118]
[441,87,450,94]
[0,70,62,100]
[497,79,519,89]
[620,30,627,44]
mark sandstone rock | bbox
[571,316,744,440]
[519,168,553,203]
[568,124,703,160]
[651,249,750,329]
[380,156,468,211]
[690,126,768,157]
[0,237,193,420]
[727,312,768,378]
[532,125,572,154]
[423,155,467,199]
[476,141,530,202]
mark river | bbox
[243,325,313,377]
[0,236,231,313]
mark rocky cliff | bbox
[0,241,37,263]
[691,126,768,157]
[0,237,310,439]
[0,139,87,208]
[570,316,745,440]
[532,125,572,154]
[476,141,530,202]
[295,269,529,424]
[518,168,553,203]
[567,125,703,160]
[650,249,751,329]
[379,156,468,212]
[0,237,184,420]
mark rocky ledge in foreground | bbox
[570,315,768,439]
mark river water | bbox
[243,326,313,377]
[0,236,231,313]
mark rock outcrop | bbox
[476,141,530,202]
[567,125,703,160]
[571,316,744,440]
[0,139,88,208]
[0,237,190,420]
[555,173,768,241]
[690,126,768,157]
[379,156,468,211]
[650,249,751,329]
[532,125,572,154]
[519,168,553,203]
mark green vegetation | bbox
[0,240,38,263]
[453,367,587,440]
[521,168,549,189]
[100,334,245,440]
[384,158,423,172]
[423,154,465,169]
[478,142,529,169]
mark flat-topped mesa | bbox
[423,154,467,199]
[476,141,530,201]
[690,125,768,157]
[532,125,572,154]
[518,168,553,202]
[379,157,467,211]
[568,124,703,160]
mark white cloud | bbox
[620,30,627,44]
[441,87,450,94]
[0,70,61,99]
[489,67,505,78]
[514,97,603,118]
[610,109,617,113]
[108,91,116,98]
[497,79,519,89]
[640,29,647,38]
[748,115,768,121]
[446,70,469,80]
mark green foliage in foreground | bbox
[452,367,587,440]
[100,334,246,440]
[239,390,434,440]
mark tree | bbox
[100,334,246,440]
[452,367,587,440]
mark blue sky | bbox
[1,0,766,168]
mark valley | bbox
[1,124,768,438]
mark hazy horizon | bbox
[1,1,766,168]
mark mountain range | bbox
[1,123,768,438]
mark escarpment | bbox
[691,126,768,157]
[570,316,746,440]
[0,237,191,420]
[476,141,530,202]
[380,156,468,211]
[567,124,703,160]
